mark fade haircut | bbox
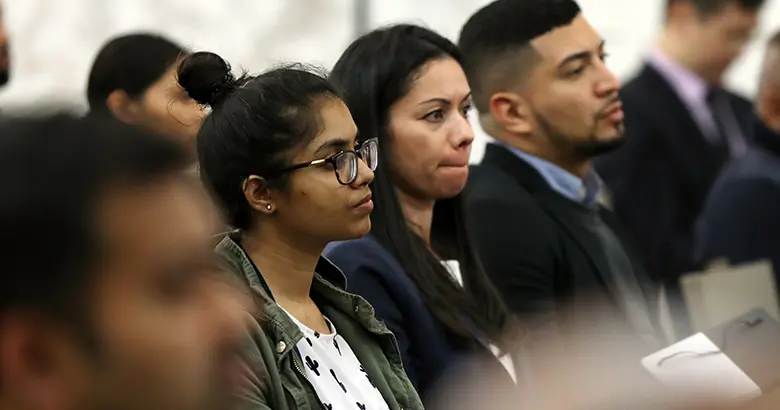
[667,0,765,18]
[458,0,581,115]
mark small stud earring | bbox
[266,204,272,211]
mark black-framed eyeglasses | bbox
[269,138,379,185]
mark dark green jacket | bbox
[215,233,423,410]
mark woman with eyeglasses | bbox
[176,52,422,410]
[324,24,517,406]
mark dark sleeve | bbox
[465,196,558,324]
[696,178,780,267]
[595,119,689,282]
[345,266,418,390]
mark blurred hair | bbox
[87,33,188,113]
[458,0,581,114]
[331,24,509,346]
[0,113,189,338]
[666,0,765,18]
[177,51,341,230]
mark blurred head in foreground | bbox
[0,114,244,410]
[0,3,10,86]
[87,33,204,159]
[756,31,780,132]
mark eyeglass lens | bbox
[333,139,379,184]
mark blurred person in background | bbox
[325,24,516,403]
[178,52,422,410]
[86,33,204,163]
[696,31,780,292]
[0,114,245,410]
[458,0,662,350]
[0,3,10,86]
[595,0,764,336]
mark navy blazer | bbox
[324,235,509,401]
[595,64,754,285]
[696,119,780,290]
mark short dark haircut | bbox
[0,114,189,335]
[87,33,188,113]
[177,52,341,230]
[667,0,765,18]
[458,0,581,114]
[331,24,509,347]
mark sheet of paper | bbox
[641,332,761,401]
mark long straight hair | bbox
[331,24,509,348]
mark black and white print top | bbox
[282,309,390,410]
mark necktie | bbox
[706,87,747,157]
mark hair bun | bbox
[177,51,236,106]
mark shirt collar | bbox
[496,142,605,208]
[647,48,709,107]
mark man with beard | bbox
[0,4,10,86]
[0,114,246,410]
[459,0,661,349]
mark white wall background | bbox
[2,0,780,161]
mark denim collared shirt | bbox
[496,142,606,208]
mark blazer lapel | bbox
[534,191,619,303]
[481,144,619,303]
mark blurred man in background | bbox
[0,3,11,86]
[595,0,764,336]
[0,114,245,410]
[696,32,780,293]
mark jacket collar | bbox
[217,231,347,295]
[481,142,565,196]
[214,232,388,344]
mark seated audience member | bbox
[458,0,662,349]
[325,24,516,401]
[177,52,422,410]
[86,33,204,161]
[696,32,780,288]
[0,114,244,410]
[0,3,10,86]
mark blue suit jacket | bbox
[324,235,510,401]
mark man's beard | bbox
[536,110,624,160]
[0,69,9,86]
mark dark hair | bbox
[330,24,509,347]
[177,52,341,230]
[667,0,765,17]
[87,33,188,113]
[458,0,581,114]
[0,114,188,335]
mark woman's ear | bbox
[242,176,275,214]
[106,90,140,124]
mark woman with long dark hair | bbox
[177,51,422,410]
[325,24,517,402]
